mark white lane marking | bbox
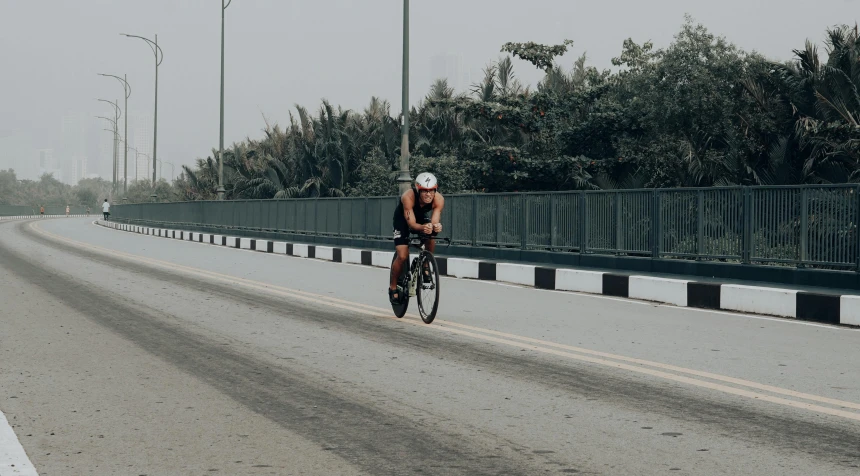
[91,221,860,332]
[0,410,38,475]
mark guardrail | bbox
[0,205,90,216]
[112,184,860,270]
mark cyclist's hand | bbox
[422,224,433,235]
[433,223,442,233]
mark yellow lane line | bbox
[34,221,860,422]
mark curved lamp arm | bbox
[98,73,131,99]
[121,34,163,66]
[96,98,121,120]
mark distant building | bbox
[60,113,89,185]
[98,130,115,182]
[38,148,62,180]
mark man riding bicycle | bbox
[389,172,445,304]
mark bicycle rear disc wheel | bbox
[390,253,409,318]
[416,252,440,324]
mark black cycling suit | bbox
[392,188,435,246]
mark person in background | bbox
[86,207,90,217]
[65,205,70,217]
[102,199,110,221]
[39,205,44,218]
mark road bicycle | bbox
[390,234,448,324]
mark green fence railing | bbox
[112,184,860,270]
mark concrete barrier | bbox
[555,269,604,294]
[721,284,797,318]
[629,276,688,307]
[496,263,536,287]
[445,258,480,279]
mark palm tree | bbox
[763,25,860,183]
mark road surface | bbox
[1,218,859,475]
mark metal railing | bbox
[0,205,90,216]
[112,184,860,270]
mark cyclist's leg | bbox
[390,224,411,301]
[390,245,409,300]
[422,235,437,281]
[390,245,409,287]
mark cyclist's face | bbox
[419,189,435,203]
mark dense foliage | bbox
[3,19,858,207]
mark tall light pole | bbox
[96,117,117,190]
[164,161,175,181]
[122,33,163,190]
[396,0,412,194]
[217,0,232,200]
[96,99,120,192]
[126,145,139,181]
[100,126,119,196]
[99,73,131,194]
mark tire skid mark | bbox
[0,222,544,476]
[12,220,860,469]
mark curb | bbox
[97,221,860,328]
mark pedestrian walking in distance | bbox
[102,199,110,221]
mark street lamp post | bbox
[122,33,163,190]
[164,161,175,181]
[96,100,121,192]
[217,0,233,200]
[99,73,131,194]
[101,126,119,196]
[126,145,143,182]
[396,0,412,194]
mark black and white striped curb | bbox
[99,221,860,328]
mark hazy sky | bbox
[1,0,858,179]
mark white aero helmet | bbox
[415,172,438,191]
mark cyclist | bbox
[389,172,445,304]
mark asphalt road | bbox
[1,217,859,475]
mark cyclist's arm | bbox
[401,192,427,232]
[430,193,445,225]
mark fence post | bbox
[742,187,752,264]
[520,194,528,250]
[364,198,369,239]
[697,189,705,259]
[496,195,502,246]
[472,194,478,247]
[580,192,588,253]
[550,194,558,249]
[855,186,860,271]
[615,192,623,252]
[448,196,455,244]
[314,199,319,234]
[800,187,809,266]
[651,190,660,258]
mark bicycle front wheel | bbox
[416,251,440,324]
